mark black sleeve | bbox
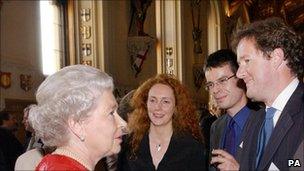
[117,136,131,171]
[189,141,207,171]
[0,148,8,171]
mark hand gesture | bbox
[210,149,240,171]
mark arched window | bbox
[207,0,222,55]
[39,0,64,75]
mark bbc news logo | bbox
[288,159,301,167]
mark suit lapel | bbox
[259,113,293,169]
[214,115,227,149]
[209,116,228,171]
[258,83,303,170]
[249,109,265,169]
[237,108,264,170]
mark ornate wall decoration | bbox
[192,64,205,91]
[76,1,96,67]
[0,72,11,89]
[191,0,203,54]
[129,0,153,36]
[20,74,32,91]
[127,0,154,77]
[223,0,304,42]
[165,47,174,75]
[223,0,251,47]
[81,43,92,56]
[81,60,92,66]
[80,8,91,22]
[80,25,91,39]
[127,36,155,77]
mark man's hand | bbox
[210,149,240,171]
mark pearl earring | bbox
[80,136,85,142]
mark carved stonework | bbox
[80,8,91,22]
[81,60,92,66]
[80,25,91,39]
[76,1,96,67]
[81,43,92,56]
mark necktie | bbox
[256,107,277,167]
[224,118,236,157]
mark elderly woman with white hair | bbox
[29,65,127,170]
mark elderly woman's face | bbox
[83,89,127,158]
[147,83,176,127]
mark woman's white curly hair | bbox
[28,65,113,147]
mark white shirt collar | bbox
[271,78,299,112]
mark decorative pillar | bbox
[155,0,183,81]
[69,1,100,68]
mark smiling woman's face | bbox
[147,83,176,127]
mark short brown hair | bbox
[232,17,304,78]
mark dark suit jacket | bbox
[209,103,260,171]
[209,114,227,171]
[291,140,304,171]
[237,82,304,171]
[209,114,228,154]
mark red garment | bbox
[35,154,88,171]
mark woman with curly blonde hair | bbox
[118,74,206,170]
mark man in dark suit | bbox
[211,17,304,170]
[204,49,259,170]
[0,111,23,171]
[291,140,304,171]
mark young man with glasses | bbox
[204,49,259,171]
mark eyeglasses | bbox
[204,74,236,91]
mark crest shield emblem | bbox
[80,8,91,22]
[20,74,32,91]
[0,72,11,89]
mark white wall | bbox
[0,1,45,109]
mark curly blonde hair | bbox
[128,74,203,155]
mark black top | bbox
[118,132,206,171]
[0,127,23,171]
